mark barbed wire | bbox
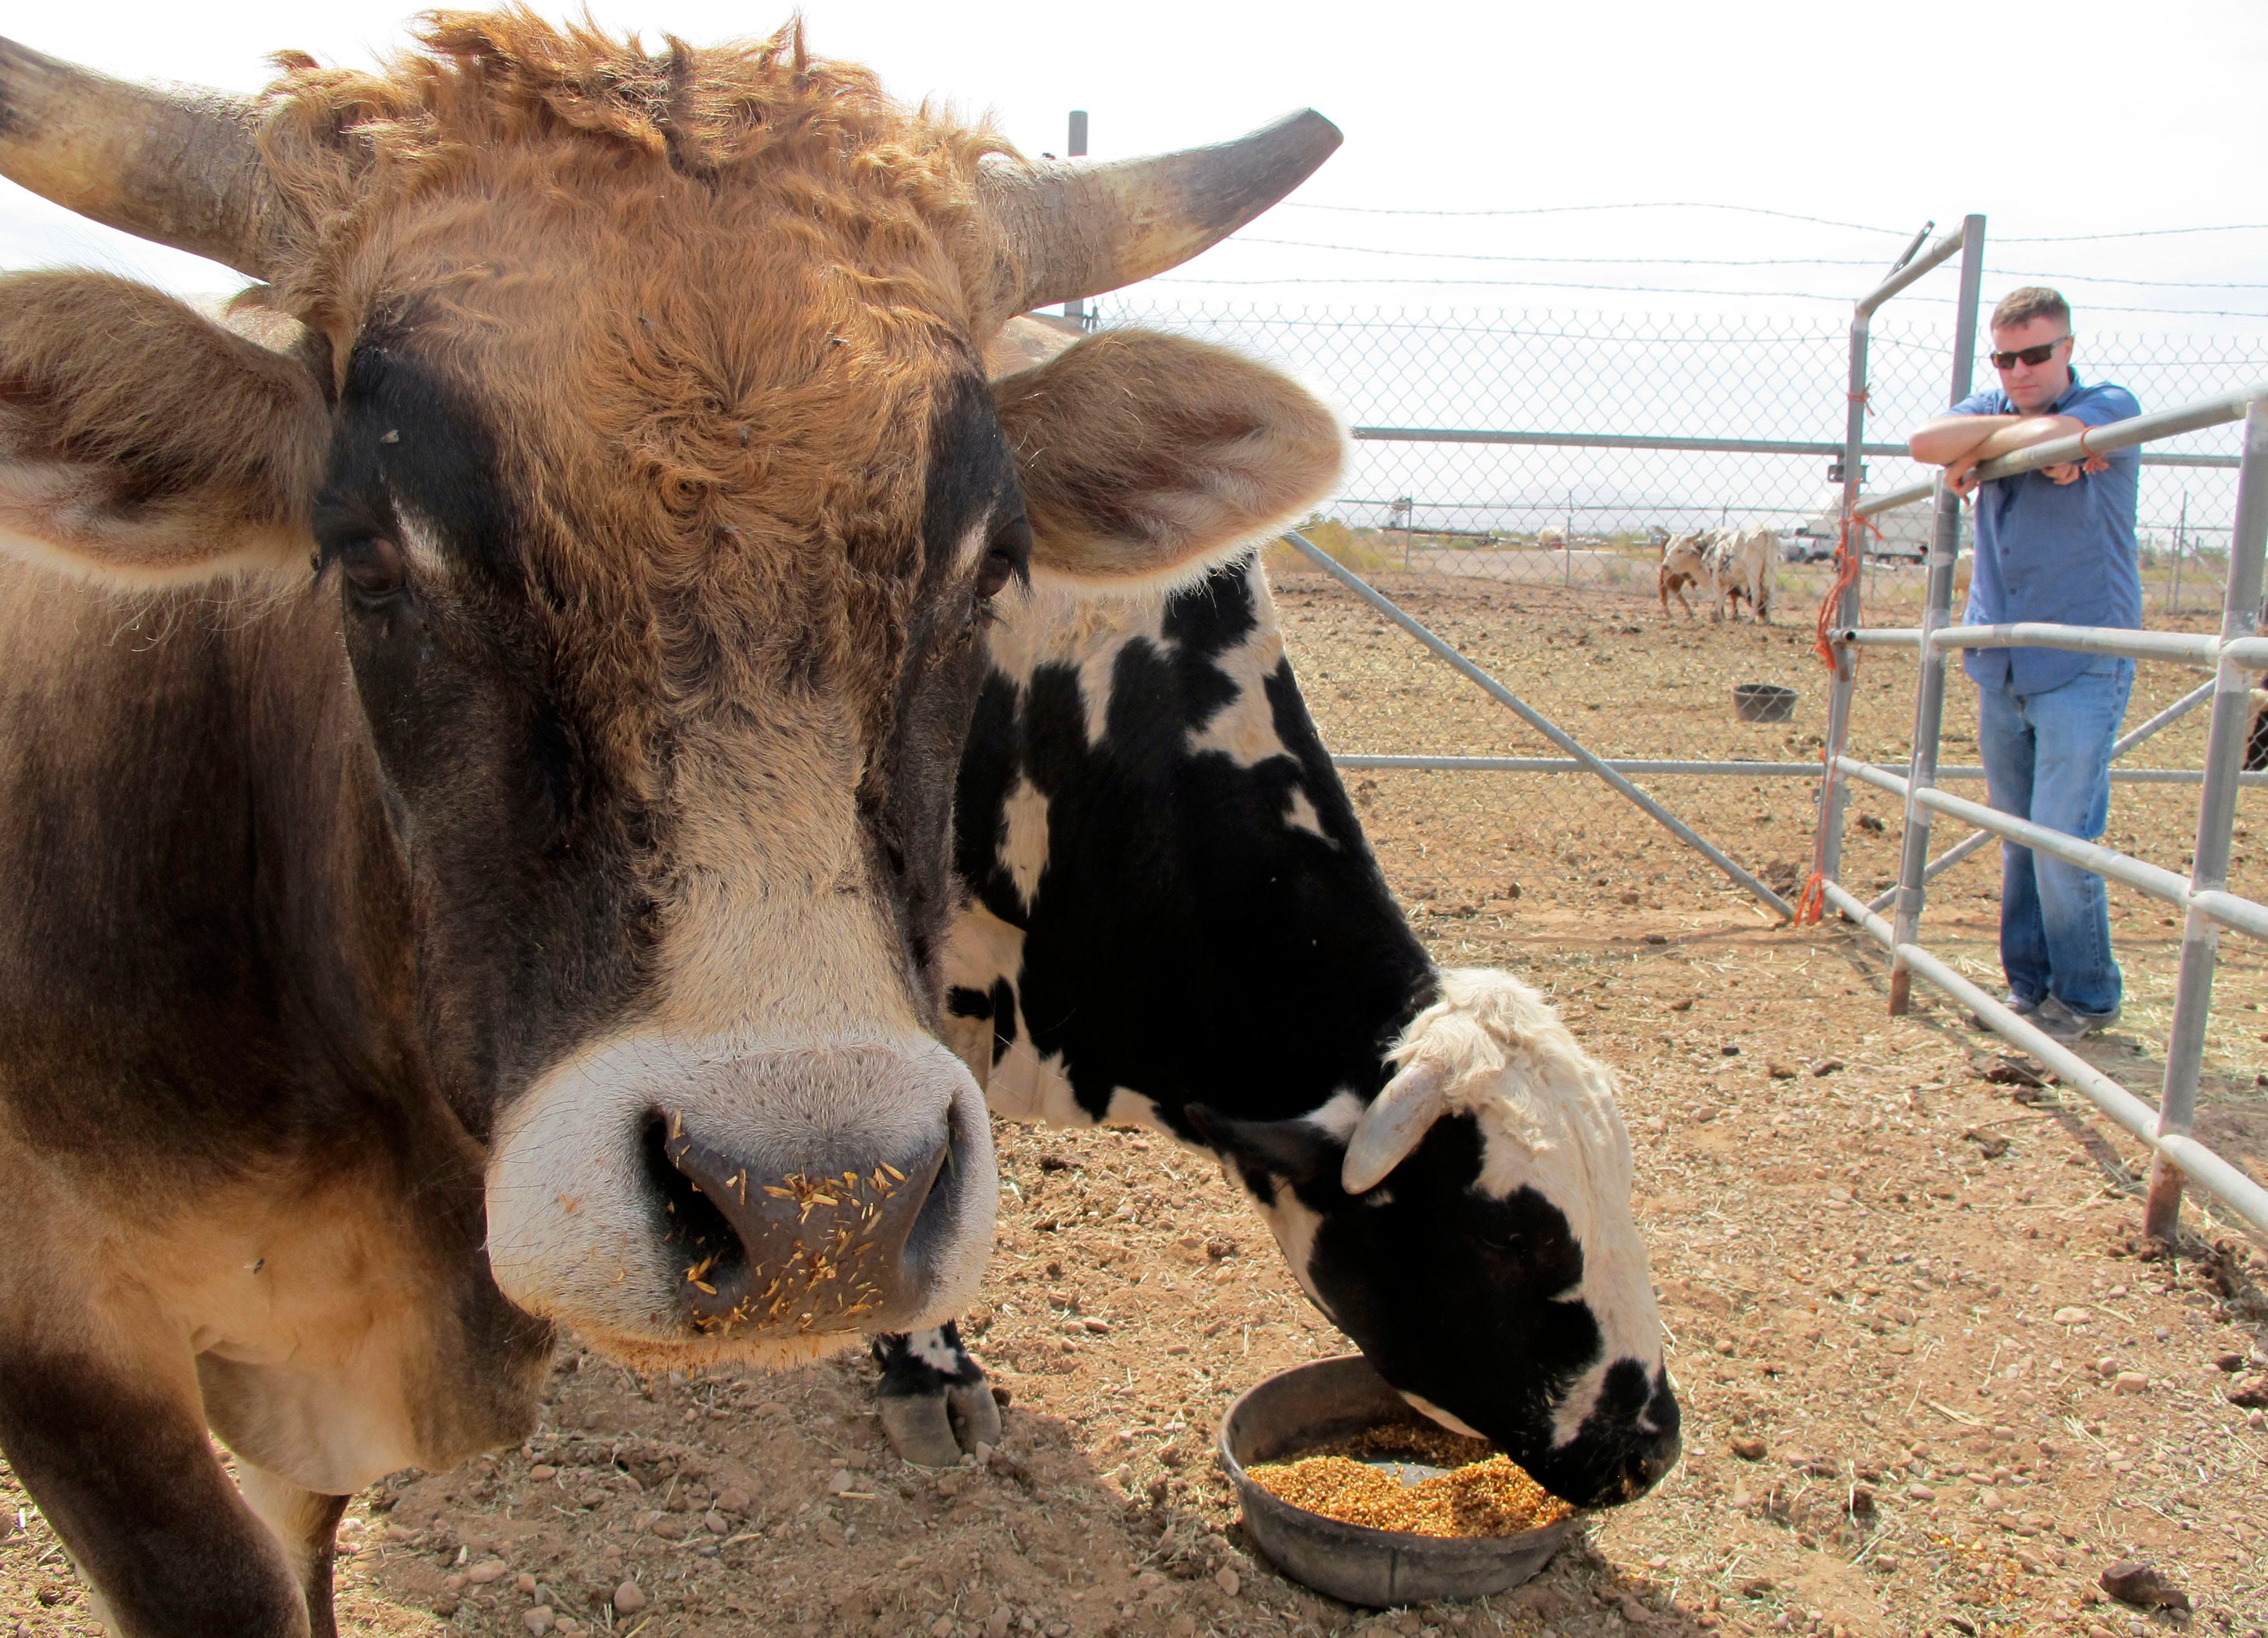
[1280,201,2268,246]
[1227,239,2268,292]
[1281,203,1913,231]
[1148,276,2268,321]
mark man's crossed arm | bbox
[1908,413,2107,495]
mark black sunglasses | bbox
[1990,336,2070,369]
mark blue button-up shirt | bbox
[1952,372,2142,693]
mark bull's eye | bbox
[977,516,1033,600]
[336,536,408,603]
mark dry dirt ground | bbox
[5,573,2266,1638]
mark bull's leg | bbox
[0,1343,311,1637]
[870,1321,1002,1466]
[236,1466,352,1638]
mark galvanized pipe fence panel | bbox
[1815,341,2268,1241]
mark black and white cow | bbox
[870,539,1681,1511]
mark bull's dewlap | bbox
[1248,1428,1571,1537]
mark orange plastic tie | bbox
[1810,509,1881,670]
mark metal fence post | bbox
[1817,223,1970,900]
[1889,215,1986,1014]
[1062,110,1089,326]
[2144,397,2268,1242]
[1817,321,1872,888]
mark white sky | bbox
[6,0,2268,336]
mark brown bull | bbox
[0,15,1343,1634]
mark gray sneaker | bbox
[1971,992,2043,1030]
[2034,994,2119,1043]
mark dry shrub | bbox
[1263,516,1389,576]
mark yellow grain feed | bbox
[1247,1428,1572,1538]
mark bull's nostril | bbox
[650,1113,950,1339]
[642,1114,748,1294]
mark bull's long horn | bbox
[979,108,1340,318]
[0,37,275,275]
[1340,1059,1450,1196]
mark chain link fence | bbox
[1099,301,2256,618]
[1087,302,2260,906]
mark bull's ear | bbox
[0,272,327,588]
[1186,1103,1343,1190]
[993,329,1342,588]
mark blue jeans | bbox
[1975,660,2134,1016]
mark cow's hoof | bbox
[880,1395,970,1468]
[947,1379,1002,1452]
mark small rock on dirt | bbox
[1963,1127,2011,1158]
[1809,1057,1843,1076]
[2053,1307,2091,1325]
[612,1582,648,1616]
[1730,1436,1768,1460]
[1669,997,1694,1012]
[2101,1560,2190,1611]
[2113,1371,2150,1394]
[2213,1351,2244,1372]
[1215,1566,1241,1598]
[515,1573,537,1596]
[1981,1055,2046,1086]
[465,1560,508,1585]
[1767,1061,1797,1080]
[2227,1372,2268,1407]
[523,1609,554,1637]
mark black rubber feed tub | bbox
[1218,1355,1577,1608]
[1733,682,1797,723]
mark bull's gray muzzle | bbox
[649,1108,964,1338]
[486,1033,995,1353]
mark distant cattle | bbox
[0,18,1342,1632]
[1659,529,1715,617]
[865,497,1681,1509]
[1709,525,1776,622]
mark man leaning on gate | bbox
[1907,286,2141,1044]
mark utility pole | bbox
[1063,111,1089,326]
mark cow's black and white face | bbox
[1198,969,1679,1509]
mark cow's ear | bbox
[1186,1104,1344,1190]
[0,272,328,588]
[993,329,1342,589]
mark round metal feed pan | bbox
[1217,1355,1577,1608]
[1733,682,1797,723]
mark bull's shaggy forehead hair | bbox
[268,9,1021,776]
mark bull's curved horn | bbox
[0,37,275,275]
[978,109,1340,318]
[1340,1059,1450,1196]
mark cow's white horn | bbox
[1340,1060,1450,1195]
[977,109,1341,320]
[0,37,277,275]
